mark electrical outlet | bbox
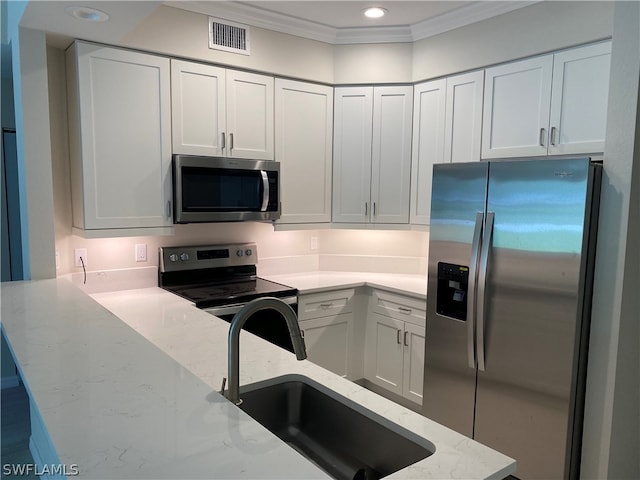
[135,244,147,262]
[74,248,88,267]
[310,237,319,251]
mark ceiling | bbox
[17,1,537,48]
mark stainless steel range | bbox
[159,242,298,352]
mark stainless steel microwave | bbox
[172,155,281,223]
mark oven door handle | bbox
[260,171,270,211]
[205,296,297,317]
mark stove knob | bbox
[180,253,189,261]
[169,254,178,262]
[245,249,253,257]
[236,249,244,257]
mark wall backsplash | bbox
[57,223,429,278]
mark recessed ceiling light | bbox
[65,6,110,22]
[363,7,387,19]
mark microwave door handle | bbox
[260,171,269,211]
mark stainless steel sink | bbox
[238,374,434,480]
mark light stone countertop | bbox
[260,271,428,298]
[1,277,515,479]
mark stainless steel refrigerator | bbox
[422,158,601,480]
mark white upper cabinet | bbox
[275,79,333,224]
[171,60,274,160]
[482,41,611,159]
[410,79,446,225]
[332,87,374,223]
[333,86,413,224]
[226,70,275,160]
[548,41,611,155]
[370,86,414,224]
[171,61,226,157]
[444,71,484,164]
[411,71,483,225]
[67,41,173,234]
[482,55,553,158]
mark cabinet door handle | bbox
[396,329,402,345]
[166,200,172,219]
[319,303,333,309]
[539,127,546,147]
[373,202,377,217]
[404,331,409,347]
[550,126,558,146]
[230,133,234,151]
[398,306,412,314]
[365,202,368,217]
[221,132,226,150]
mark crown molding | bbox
[165,1,540,45]
[411,1,540,41]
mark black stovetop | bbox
[162,276,297,309]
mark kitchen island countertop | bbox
[1,278,515,479]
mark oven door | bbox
[173,155,280,223]
[204,296,298,353]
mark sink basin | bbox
[238,374,434,480]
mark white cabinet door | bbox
[68,42,172,231]
[171,60,226,156]
[548,41,611,155]
[226,70,274,160]
[445,70,484,164]
[275,79,333,224]
[410,79,446,225]
[403,322,425,405]
[365,312,405,396]
[482,55,553,159]
[332,87,373,223]
[371,86,413,224]
[171,63,274,160]
[300,312,353,378]
[410,72,483,226]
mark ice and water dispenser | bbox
[436,262,469,321]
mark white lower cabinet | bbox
[365,290,426,405]
[299,313,354,378]
[298,289,357,379]
[297,286,425,405]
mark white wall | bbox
[333,42,413,84]
[412,1,614,81]
[9,14,56,279]
[581,2,640,478]
[120,5,335,84]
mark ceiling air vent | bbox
[209,17,250,55]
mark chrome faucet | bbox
[225,297,307,405]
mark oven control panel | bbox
[159,243,257,272]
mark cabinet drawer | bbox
[298,288,355,320]
[370,290,426,327]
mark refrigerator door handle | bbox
[467,212,484,370]
[477,211,495,372]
